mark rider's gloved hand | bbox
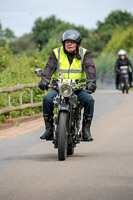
[86,79,97,93]
[38,78,49,90]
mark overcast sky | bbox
[0,0,133,37]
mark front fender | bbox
[58,104,69,111]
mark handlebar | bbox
[45,79,92,94]
[35,68,92,94]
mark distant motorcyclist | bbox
[38,29,97,141]
[115,49,133,89]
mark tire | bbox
[67,147,74,155]
[125,79,129,94]
[58,112,68,161]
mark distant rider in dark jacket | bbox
[115,49,133,89]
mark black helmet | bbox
[62,29,82,45]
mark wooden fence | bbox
[0,83,42,115]
[98,73,115,88]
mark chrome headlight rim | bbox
[59,83,72,97]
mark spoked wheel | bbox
[58,112,68,161]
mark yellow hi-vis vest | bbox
[52,46,87,86]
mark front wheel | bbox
[58,112,68,161]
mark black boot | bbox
[82,114,94,142]
[40,114,53,140]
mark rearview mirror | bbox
[34,68,43,77]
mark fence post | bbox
[7,92,11,118]
[7,92,11,107]
[19,90,22,116]
[30,88,33,104]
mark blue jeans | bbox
[43,89,94,116]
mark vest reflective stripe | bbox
[52,46,87,85]
[57,47,61,71]
[80,47,84,66]
[55,69,83,73]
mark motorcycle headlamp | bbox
[59,83,72,97]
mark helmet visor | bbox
[62,29,82,44]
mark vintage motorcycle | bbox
[35,68,90,161]
[119,66,130,94]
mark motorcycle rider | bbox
[115,49,133,89]
[38,29,97,141]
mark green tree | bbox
[32,15,63,49]
[104,25,133,54]
[4,28,16,40]
[96,10,133,33]
[0,38,6,47]
[81,31,111,57]
[9,33,36,55]
[0,23,3,37]
[0,22,15,40]
[32,15,90,50]
[92,10,133,56]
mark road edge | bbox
[0,113,43,131]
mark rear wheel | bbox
[125,79,129,94]
[67,145,74,155]
[58,112,68,161]
[126,88,129,94]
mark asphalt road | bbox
[0,90,133,200]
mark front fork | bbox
[73,106,82,144]
[53,97,82,148]
[120,75,129,88]
[53,105,69,149]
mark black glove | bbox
[38,78,49,90]
[86,79,97,93]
